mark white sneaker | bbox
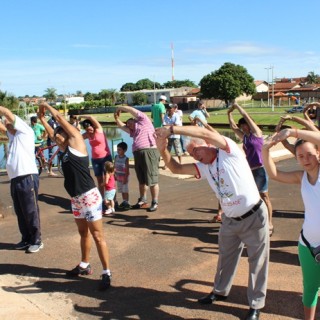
[103,208,114,216]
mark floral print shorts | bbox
[71,187,102,222]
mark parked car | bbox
[286,106,304,113]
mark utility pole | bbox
[264,67,271,106]
[153,75,156,104]
[171,42,175,81]
[271,66,275,112]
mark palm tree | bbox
[306,71,319,84]
[43,88,57,103]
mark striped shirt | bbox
[129,111,156,152]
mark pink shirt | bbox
[89,131,111,159]
[105,173,115,191]
[129,111,156,152]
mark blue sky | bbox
[1,0,320,97]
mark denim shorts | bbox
[252,166,268,193]
[91,154,113,177]
[104,189,116,201]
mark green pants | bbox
[298,243,320,307]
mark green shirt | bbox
[32,123,46,144]
[151,102,166,128]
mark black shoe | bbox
[99,273,112,291]
[198,291,227,304]
[147,201,158,212]
[15,240,30,250]
[66,264,93,277]
[245,308,260,320]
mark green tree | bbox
[163,79,197,88]
[120,82,137,91]
[43,87,57,103]
[135,78,156,90]
[0,90,7,104]
[199,62,256,106]
[118,93,126,104]
[99,89,118,106]
[2,93,19,110]
[306,71,319,84]
[84,92,95,101]
[132,92,148,105]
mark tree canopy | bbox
[199,62,256,105]
[43,87,57,102]
[132,92,148,105]
[162,79,197,88]
[306,71,319,84]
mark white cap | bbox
[159,95,167,101]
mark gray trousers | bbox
[213,202,269,309]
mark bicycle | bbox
[35,143,63,176]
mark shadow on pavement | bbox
[0,263,303,320]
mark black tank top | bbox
[61,147,96,197]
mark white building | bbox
[65,96,84,104]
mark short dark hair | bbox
[237,117,247,126]
[53,126,64,137]
[82,119,93,129]
[30,116,38,123]
[117,141,128,151]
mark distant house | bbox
[65,96,84,104]
[254,80,269,93]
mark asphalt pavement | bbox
[0,143,315,320]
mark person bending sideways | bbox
[263,128,320,320]
[155,124,269,320]
[38,102,112,291]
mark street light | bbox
[264,67,271,107]
[271,66,274,112]
[153,75,156,104]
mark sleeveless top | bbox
[114,155,128,182]
[105,174,116,191]
[300,169,320,247]
[61,146,96,197]
[88,131,111,159]
[242,133,264,168]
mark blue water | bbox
[0,126,240,170]
[0,127,133,170]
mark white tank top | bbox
[300,169,320,247]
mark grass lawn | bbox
[92,105,305,128]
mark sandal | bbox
[210,214,222,223]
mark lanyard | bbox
[208,149,223,198]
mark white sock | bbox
[79,261,89,268]
[102,269,111,276]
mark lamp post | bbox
[264,67,271,107]
[271,66,274,112]
[153,75,156,104]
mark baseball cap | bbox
[159,95,167,101]
[167,103,177,109]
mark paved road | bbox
[0,155,313,320]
